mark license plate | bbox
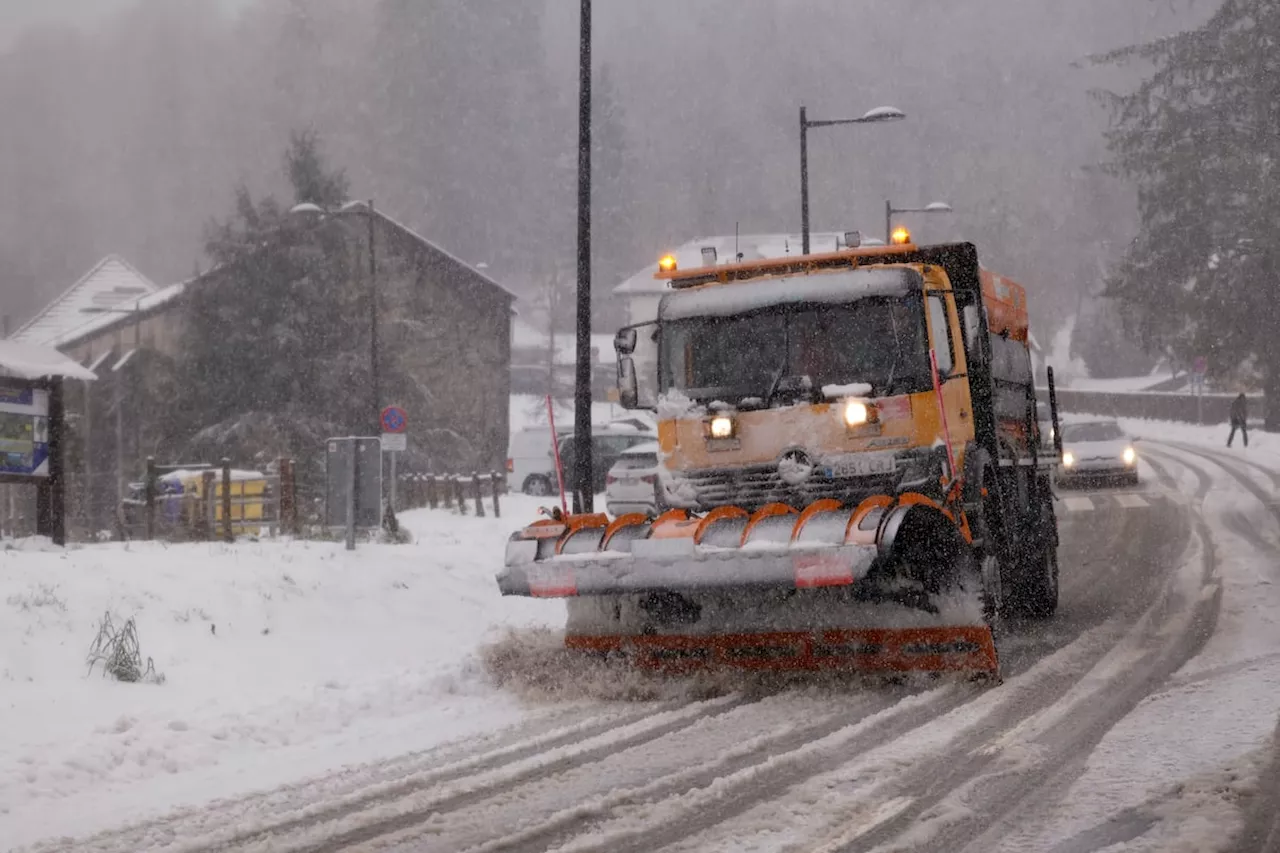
[824,453,897,479]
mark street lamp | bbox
[799,105,906,255]
[290,199,380,435]
[885,200,952,244]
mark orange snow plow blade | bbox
[565,626,998,677]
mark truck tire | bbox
[1014,546,1059,618]
[1011,484,1059,618]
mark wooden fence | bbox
[397,471,505,518]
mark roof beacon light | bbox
[658,254,678,273]
[701,246,718,266]
[891,226,912,245]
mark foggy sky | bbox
[0,0,1209,340]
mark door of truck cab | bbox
[923,272,976,470]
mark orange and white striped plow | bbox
[565,626,999,677]
[497,496,999,680]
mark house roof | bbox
[372,207,516,300]
[49,278,192,351]
[8,256,158,347]
[612,232,883,296]
[0,340,98,381]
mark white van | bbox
[507,420,655,496]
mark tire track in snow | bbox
[628,455,1211,853]
[215,693,752,853]
[44,699,703,853]
[844,449,1224,853]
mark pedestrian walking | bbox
[1228,393,1249,447]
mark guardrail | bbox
[1038,387,1265,426]
[398,471,505,517]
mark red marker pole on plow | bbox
[546,394,569,517]
[930,348,958,486]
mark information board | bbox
[0,384,50,478]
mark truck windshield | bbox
[660,296,931,403]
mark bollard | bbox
[144,457,157,541]
[201,470,216,540]
[221,458,233,543]
[490,471,501,518]
[279,457,298,536]
[473,471,484,517]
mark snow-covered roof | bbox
[374,208,516,299]
[612,232,884,297]
[0,340,98,381]
[9,256,157,347]
[48,278,191,350]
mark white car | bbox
[605,441,662,517]
[1056,419,1139,487]
[507,421,655,496]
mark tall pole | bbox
[133,303,141,470]
[367,199,380,437]
[885,199,893,245]
[800,106,810,256]
[573,0,593,514]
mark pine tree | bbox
[172,133,364,477]
[1097,0,1280,422]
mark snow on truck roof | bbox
[659,267,920,321]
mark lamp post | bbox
[799,105,905,255]
[81,300,143,524]
[885,200,952,244]
[573,0,593,514]
[290,199,380,436]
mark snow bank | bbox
[0,499,562,848]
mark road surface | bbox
[34,441,1280,853]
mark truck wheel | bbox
[1015,546,1059,618]
[523,475,552,496]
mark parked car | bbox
[1056,419,1139,487]
[507,426,559,495]
[557,426,656,496]
[605,441,663,517]
[507,420,654,496]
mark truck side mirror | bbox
[615,328,638,356]
[618,357,639,409]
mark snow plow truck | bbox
[497,238,1061,680]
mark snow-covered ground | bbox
[0,497,564,849]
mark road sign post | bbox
[379,406,408,512]
[325,437,383,546]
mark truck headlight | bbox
[709,415,735,439]
[1123,446,1136,465]
[843,400,869,427]
[1062,451,1075,468]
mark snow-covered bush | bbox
[86,612,165,685]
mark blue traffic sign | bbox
[380,406,408,433]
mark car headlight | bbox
[1062,450,1075,468]
[843,400,869,427]
[1123,446,1136,465]
[709,415,735,439]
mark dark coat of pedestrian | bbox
[1228,393,1248,448]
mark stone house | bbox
[7,210,514,532]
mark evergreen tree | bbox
[173,133,364,477]
[1097,0,1280,422]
